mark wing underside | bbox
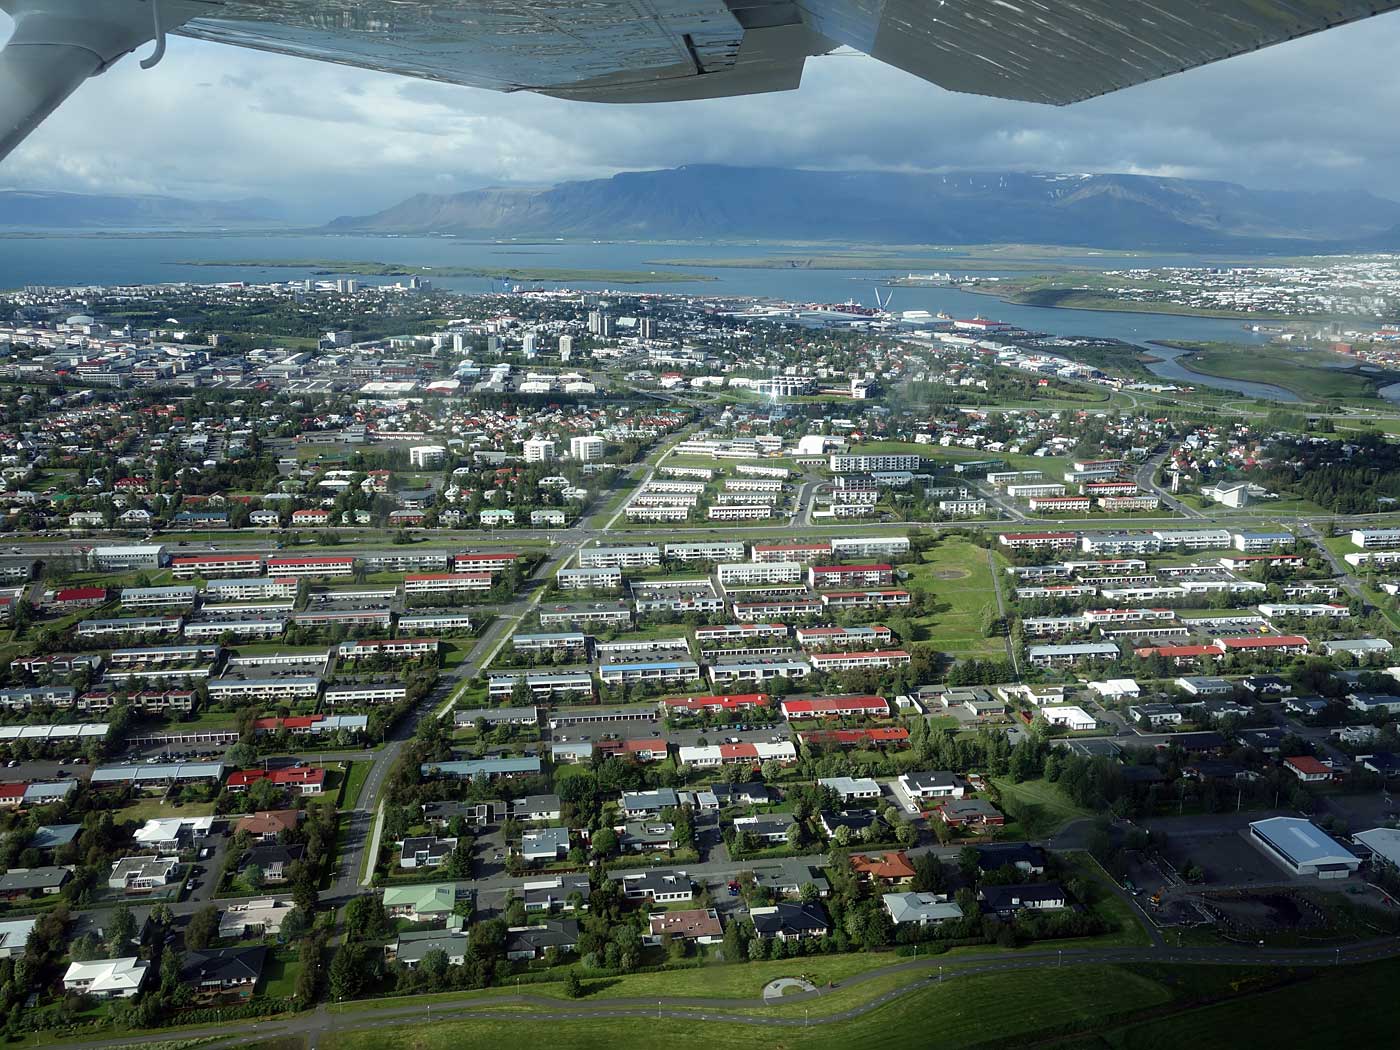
[169,0,1400,103]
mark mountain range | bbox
[327,165,1400,250]
[0,190,281,229]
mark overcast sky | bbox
[4,9,1400,222]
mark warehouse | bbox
[1248,817,1360,879]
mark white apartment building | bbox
[579,546,660,570]
[569,435,605,462]
[716,562,803,588]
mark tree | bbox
[912,853,946,894]
[185,905,219,950]
[329,943,366,1000]
[785,822,805,849]
[590,827,618,857]
[281,906,311,942]
[563,969,584,999]
[243,863,265,890]
[106,902,137,953]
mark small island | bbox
[179,258,716,284]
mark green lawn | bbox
[323,965,1172,1050]
[1065,958,1400,1050]
[262,948,302,999]
[990,777,1093,838]
[112,798,218,824]
[1169,343,1398,402]
[339,761,372,810]
[903,540,1006,658]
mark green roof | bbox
[382,882,456,914]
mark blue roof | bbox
[600,661,698,672]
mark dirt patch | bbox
[932,568,970,580]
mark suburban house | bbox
[0,918,35,959]
[883,893,963,927]
[975,844,1047,876]
[391,925,470,968]
[399,836,457,869]
[382,882,460,922]
[239,843,305,883]
[521,827,571,862]
[979,883,1068,917]
[732,814,795,845]
[504,919,579,960]
[619,789,680,819]
[522,874,591,912]
[616,869,694,903]
[180,946,267,1001]
[108,855,180,892]
[818,776,882,802]
[0,866,71,898]
[63,957,150,998]
[512,794,563,822]
[1284,755,1335,782]
[616,821,676,852]
[749,901,831,941]
[898,771,965,801]
[219,898,297,940]
[233,809,303,842]
[645,908,723,945]
[850,851,916,885]
[936,798,1006,829]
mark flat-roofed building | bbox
[556,567,622,591]
[578,546,660,570]
[1249,817,1360,878]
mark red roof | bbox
[266,556,354,566]
[717,742,760,760]
[253,715,324,731]
[1216,635,1309,650]
[454,552,519,563]
[228,767,327,789]
[406,572,492,582]
[782,696,889,716]
[1135,645,1215,658]
[0,783,26,801]
[753,543,831,552]
[54,586,105,602]
[811,564,892,574]
[171,553,263,564]
[1284,755,1332,775]
[664,693,768,711]
[1001,532,1076,540]
[851,851,916,880]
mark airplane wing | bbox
[2,0,1399,161]
[168,0,1400,104]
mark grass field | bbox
[903,539,1006,658]
[1168,343,1399,402]
[324,965,1173,1050]
[113,798,217,823]
[990,777,1094,838]
[339,761,372,810]
[1053,958,1400,1049]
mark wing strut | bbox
[0,0,193,161]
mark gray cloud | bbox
[3,10,1400,222]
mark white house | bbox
[63,958,149,998]
[1040,705,1097,732]
[1089,678,1141,701]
